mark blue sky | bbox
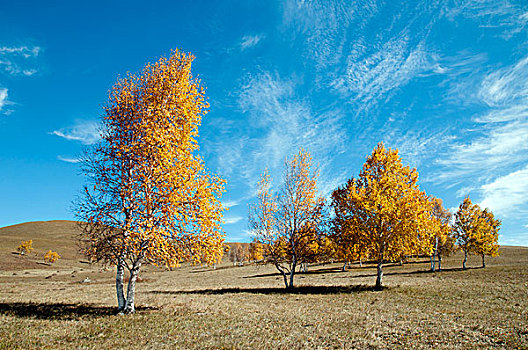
[1,1,527,246]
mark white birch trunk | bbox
[375,260,383,290]
[116,258,126,312]
[123,261,141,314]
[431,236,438,272]
[288,265,296,289]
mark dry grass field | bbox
[0,221,527,349]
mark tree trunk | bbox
[281,271,289,288]
[299,262,307,273]
[430,255,435,272]
[359,259,362,268]
[463,250,468,270]
[275,263,290,289]
[438,254,442,271]
[116,258,126,312]
[375,260,383,290]
[432,236,438,272]
[482,254,485,268]
[123,261,141,314]
[288,262,296,289]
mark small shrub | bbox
[17,240,34,255]
[44,250,61,264]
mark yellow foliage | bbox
[17,240,33,255]
[44,250,61,264]
[249,149,327,288]
[454,196,500,260]
[249,241,264,261]
[430,197,456,257]
[332,143,437,288]
[77,49,226,270]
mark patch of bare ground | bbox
[0,222,526,348]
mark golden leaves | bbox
[332,142,436,263]
[44,250,61,264]
[454,196,501,258]
[78,49,226,269]
[249,149,327,270]
[17,240,33,255]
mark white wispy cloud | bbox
[57,155,81,163]
[499,233,528,247]
[0,88,7,111]
[211,69,347,203]
[224,216,243,225]
[281,0,380,72]
[51,120,101,145]
[479,166,528,217]
[445,0,528,39]
[384,127,454,170]
[478,56,528,107]
[237,71,346,189]
[333,38,439,114]
[222,199,241,209]
[0,45,40,76]
[438,56,528,184]
[0,46,40,57]
[240,34,265,50]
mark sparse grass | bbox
[0,221,527,349]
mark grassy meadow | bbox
[0,220,527,349]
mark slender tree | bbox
[454,197,500,269]
[76,50,225,314]
[429,197,451,272]
[473,208,501,268]
[331,143,436,289]
[436,229,456,271]
[453,197,475,270]
[249,150,327,289]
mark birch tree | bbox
[453,196,500,269]
[472,208,501,268]
[249,150,327,289]
[76,50,225,314]
[331,143,436,289]
[429,197,451,272]
[453,197,475,270]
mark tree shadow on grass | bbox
[0,302,157,320]
[337,266,483,279]
[149,284,379,296]
[245,264,481,280]
[243,261,436,279]
[243,266,350,279]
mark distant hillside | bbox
[0,220,83,270]
[2,221,524,271]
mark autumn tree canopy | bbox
[76,50,225,314]
[331,143,437,289]
[453,196,500,269]
[249,150,327,289]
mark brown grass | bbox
[0,221,527,349]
